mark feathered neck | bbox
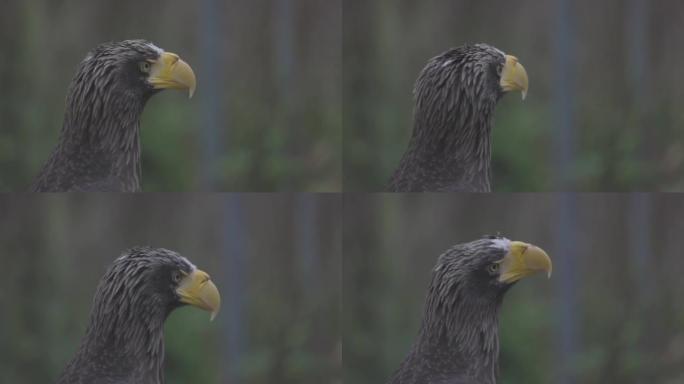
[62,270,171,384]
[32,70,147,192]
[410,269,502,383]
[389,57,500,192]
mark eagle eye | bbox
[486,263,499,275]
[138,61,151,73]
[171,270,182,283]
[491,61,503,77]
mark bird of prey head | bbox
[388,237,551,384]
[389,44,529,192]
[56,247,220,384]
[31,40,196,192]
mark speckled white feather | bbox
[179,255,196,271]
[489,237,511,251]
[147,42,164,55]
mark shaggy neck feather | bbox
[74,269,170,383]
[389,61,499,192]
[414,273,501,382]
[59,80,145,189]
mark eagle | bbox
[31,40,196,192]
[56,247,220,384]
[387,237,551,384]
[388,44,529,192]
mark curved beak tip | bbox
[176,58,196,98]
[499,241,552,283]
[149,52,197,98]
[501,54,529,100]
[177,269,220,321]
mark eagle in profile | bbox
[56,247,220,384]
[389,44,529,192]
[388,237,551,384]
[32,40,196,192]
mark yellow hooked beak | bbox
[498,241,552,283]
[500,55,529,100]
[148,51,196,98]
[176,269,221,320]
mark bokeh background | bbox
[0,194,341,384]
[0,0,341,192]
[344,0,684,191]
[344,193,684,384]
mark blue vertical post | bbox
[553,0,576,190]
[274,0,295,96]
[626,0,651,304]
[295,194,319,291]
[554,193,579,384]
[273,0,296,188]
[199,0,224,189]
[628,193,652,303]
[626,0,647,103]
[553,0,579,382]
[626,0,649,184]
[221,196,247,383]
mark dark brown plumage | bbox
[387,237,551,384]
[31,40,196,192]
[388,44,528,192]
[56,247,220,384]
